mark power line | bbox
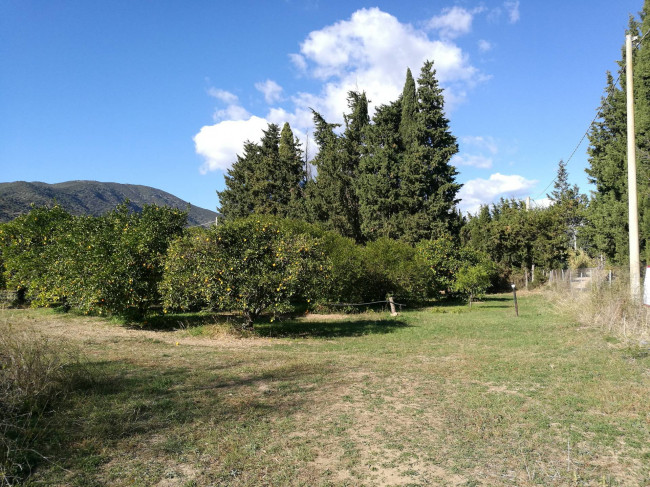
[531,29,648,201]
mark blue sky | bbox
[0,0,643,214]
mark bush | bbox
[453,263,493,306]
[162,216,329,326]
[159,227,213,312]
[363,238,430,303]
[416,235,458,295]
[0,320,85,484]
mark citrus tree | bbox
[162,216,329,326]
[0,205,72,302]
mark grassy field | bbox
[2,293,649,486]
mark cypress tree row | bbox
[217,60,462,244]
[218,123,305,220]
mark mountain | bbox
[0,181,219,226]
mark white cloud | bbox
[461,135,498,154]
[195,7,490,173]
[290,7,483,122]
[194,116,269,173]
[532,197,552,209]
[208,88,238,104]
[458,173,537,214]
[214,104,250,121]
[452,153,493,169]
[255,79,284,103]
[428,6,481,39]
[289,53,307,72]
[452,135,498,169]
[504,1,520,23]
[207,88,250,122]
[478,39,492,52]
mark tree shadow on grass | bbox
[123,312,234,332]
[254,318,410,338]
[36,358,320,484]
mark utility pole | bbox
[626,34,641,301]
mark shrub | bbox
[417,235,463,296]
[162,216,329,326]
[363,238,430,302]
[160,227,215,312]
[453,263,493,306]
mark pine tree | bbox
[632,1,650,262]
[586,16,643,264]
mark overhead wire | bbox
[530,28,648,202]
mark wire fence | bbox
[547,267,615,292]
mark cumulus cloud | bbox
[255,79,283,103]
[290,7,482,121]
[194,116,269,173]
[207,88,250,121]
[428,6,483,39]
[195,7,489,173]
[457,173,537,214]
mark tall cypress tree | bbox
[399,61,461,243]
[218,123,304,220]
[218,140,262,219]
[307,93,366,241]
[278,122,307,218]
[586,13,650,264]
[358,99,403,240]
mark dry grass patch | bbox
[1,294,649,486]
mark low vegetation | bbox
[549,272,650,341]
[0,316,87,485]
[0,293,648,486]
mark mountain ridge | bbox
[0,180,218,226]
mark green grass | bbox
[2,293,649,486]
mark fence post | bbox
[525,270,528,290]
[532,264,535,283]
[388,296,398,316]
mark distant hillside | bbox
[0,181,219,226]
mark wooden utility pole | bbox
[626,34,641,301]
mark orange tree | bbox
[161,216,329,326]
[0,205,72,302]
[30,204,186,316]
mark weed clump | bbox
[549,274,650,341]
[0,319,86,485]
